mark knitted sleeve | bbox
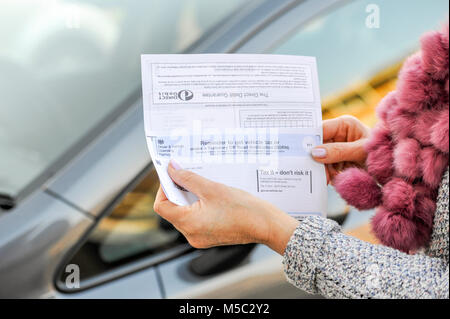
[283,170,449,299]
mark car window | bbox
[272,0,449,126]
[0,0,247,198]
[59,165,190,289]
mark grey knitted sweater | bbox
[283,168,449,299]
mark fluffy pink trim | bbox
[335,21,449,252]
[334,168,382,210]
[371,208,418,253]
[411,184,435,249]
[421,30,449,80]
[376,91,397,122]
[382,178,416,219]
[366,144,394,185]
[420,147,449,188]
[397,54,442,111]
[430,108,449,153]
[393,138,421,180]
[411,110,434,146]
[414,184,437,229]
[365,122,392,153]
[445,77,449,95]
[385,106,415,141]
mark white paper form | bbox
[141,54,327,218]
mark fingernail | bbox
[311,147,327,158]
[169,160,182,170]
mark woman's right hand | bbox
[153,161,300,255]
[311,115,370,184]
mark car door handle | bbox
[0,193,14,210]
[189,244,256,277]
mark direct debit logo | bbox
[178,90,194,101]
[158,90,194,101]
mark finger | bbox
[322,115,369,142]
[167,161,216,199]
[156,185,168,201]
[311,139,367,164]
[154,186,185,220]
[322,117,343,142]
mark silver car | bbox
[0,0,447,298]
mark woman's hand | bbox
[153,161,300,255]
[311,115,370,184]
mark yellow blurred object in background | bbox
[322,61,402,127]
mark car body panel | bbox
[0,0,347,299]
[46,103,149,218]
[54,266,162,299]
[237,0,345,53]
[189,0,302,53]
[171,254,320,299]
[0,191,92,298]
[159,244,321,299]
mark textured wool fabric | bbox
[283,169,449,299]
[334,22,449,252]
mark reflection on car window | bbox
[61,166,188,285]
[273,0,449,126]
[0,0,247,197]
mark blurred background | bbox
[0,0,448,299]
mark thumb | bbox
[167,160,215,199]
[311,139,367,164]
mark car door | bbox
[49,0,312,299]
[52,0,448,299]
[52,0,346,300]
[50,0,357,299]
[0,0,276,299]
[1,0,329,299]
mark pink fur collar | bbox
[335,21,449,253]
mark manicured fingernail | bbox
[311,147,327,158]
[169,160,182,170]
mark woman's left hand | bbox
[153,161,299,255]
